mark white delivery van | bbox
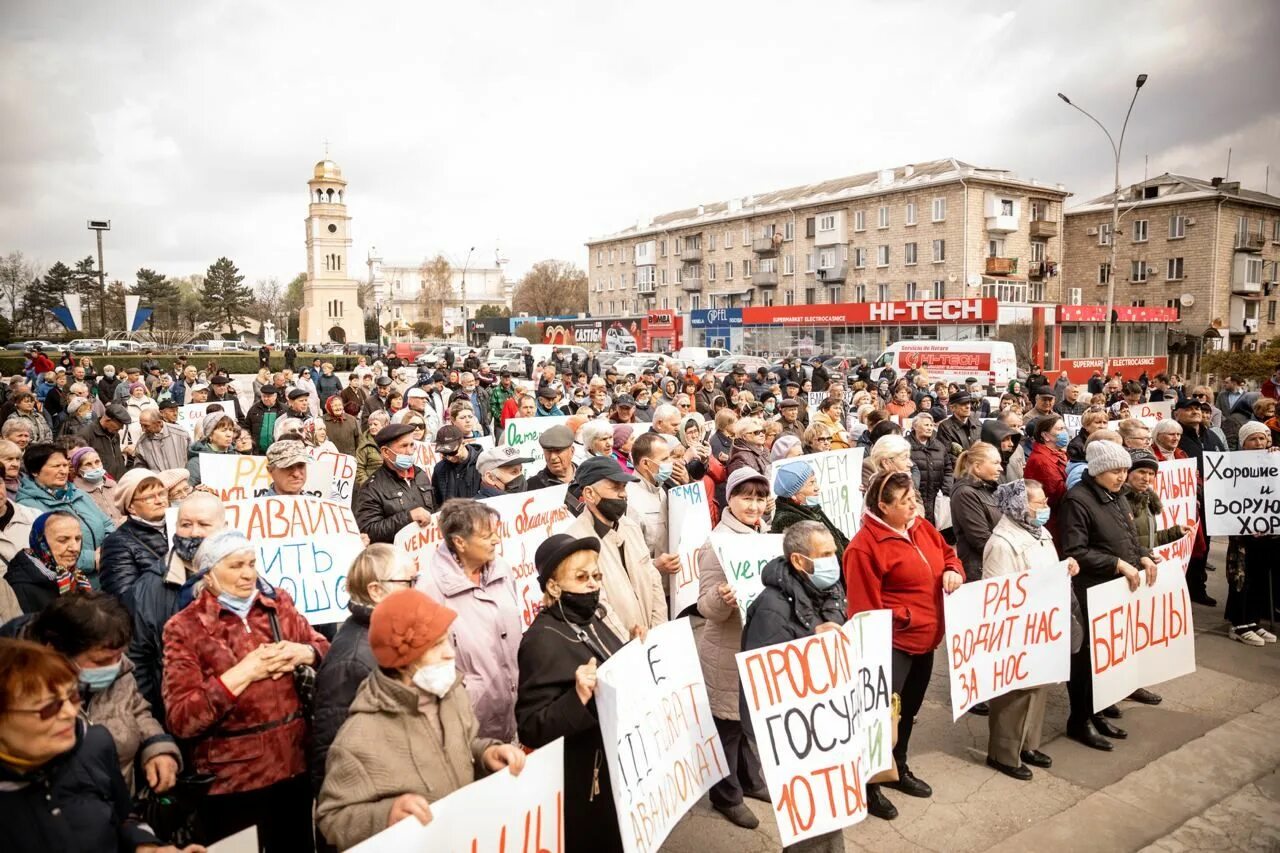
[870,341,1018,388]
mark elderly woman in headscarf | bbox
[300,417,338,455]
[4,511,94,614]
[124,380,158,444]
[186,412,239,487]
[981,479,1079,781]
[98,468,171,605]
[611,424,635,474]
[68,446,123,526]
[57,395,94,437]
[159,467,193,503]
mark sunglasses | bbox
[10,689,81,721]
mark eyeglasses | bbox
[749,429,766,436]
[380,576,419,588]
[814,436,833,443]
[569,571,605,584]
[9,689,81,721]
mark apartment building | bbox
[1063,175,1280,368]
[585,158,1071,319]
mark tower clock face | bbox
[328,224,337,233]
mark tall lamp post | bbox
[87,219,110,335]
[1058,74,1147,380]
[460,246,475,346]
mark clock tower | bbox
[298,158,365,344]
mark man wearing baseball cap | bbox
[476,445,532,498]
[431,424,481,505]
[565,455,667,640]
[264,439,313,497]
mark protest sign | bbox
[501,416,570,475]
[713,532,784,619]
[1153,522,1197,570]
[347,739,565,853]
[845,610,894,777]
[1063,413,1082,438]
[197,451,356,505]
[596,619,726,853]
[219,495,363,624]
[736,618,871,846]
[807,391,826,411]
[1202,450,1280,535]
[1134,400,1172,422]
[1088,563,1195,712]
[1155,457,1198,529]
[208,827,258,853]
[942,567,1072,719]
[175,402,213,437]
[667,482,714,619]
[409,439,437,480]
[780,448,864,539]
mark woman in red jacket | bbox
[844,470,963,821]
[162,529,330,852]
[1023,415,1069,537]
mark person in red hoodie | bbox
[1023,415,1069,539]
[844,470,963,820]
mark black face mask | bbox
[594,496,628,523]
[556,589,600,625]
[504,474,526,493]
[173,534,205,562]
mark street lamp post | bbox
[1058,74,1147,380]
[87,219,111,335]
[460,246,475,346]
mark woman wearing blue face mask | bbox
[770,459,850,555]
[695,468,773,829]
[162,528,330,852]
[24,590,182,796]
[1023,415,1070,541]
[982,480,1079,781]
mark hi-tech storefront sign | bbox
[742,298,997,327]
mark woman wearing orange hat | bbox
[316,588,525,850]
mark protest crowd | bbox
[0,340,1277,852]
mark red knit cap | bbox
[368,589,457,669]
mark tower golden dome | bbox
[313,159,343,180]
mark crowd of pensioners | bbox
[0,341,1277,853]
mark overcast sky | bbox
[3,0,1278,291]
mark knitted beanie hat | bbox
[1087,439,1132,477]
[1237,420,1271,447]
[773,460,814,498]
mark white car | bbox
[69,339,106,354]
[612,352,664,379]
[107,340,144,353]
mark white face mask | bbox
[411,660,456,698]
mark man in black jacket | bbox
[77,403,134,479]
[936,392,982,456]
[526,425,579,506]
[430,425,481,506]
[207,375,245,425]
[1173,398,1224,605]
[246,385,286,454]
[353,422,435,543]
[361,375,393,422]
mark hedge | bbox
[0,352,369,376]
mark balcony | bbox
[985,256,1018,276]
[681,277,702,292]
[681,246,703,263]
[637,280,656,295]
[986,214,1019,233]
[1027,260,1057,279]
[1235,233,1266,252]
[1029,219,1058,238]
[753,270,779,287]
[816,264,847,283]
[753,237,779,257]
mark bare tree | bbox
[418,254,452,329]
[0,251,37,323]
[512,260,588,317]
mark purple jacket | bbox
[417,546,522,742]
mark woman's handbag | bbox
[868,693,901,784]
[267,609,316,718]
[134,772,216,847]
[934,492,953,531]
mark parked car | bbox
[69,339,107,354]
[5,339,60,351]
[488,348,525,374]
[107,340,144,353]
[612,353,664,379]
[769,362,814,384]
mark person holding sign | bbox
[1227,421,1280,647]
[184,413,238,487]
[770,460,849,556]
[695,467,771,829]
[353,423,436,544]
[1122,450,1191,552]
[981,480,1079,780]
[1058,441,1159,751]
[162,529,330,852]
[316,588,526,849]
[844,471,964,816]
[516,534,626,853]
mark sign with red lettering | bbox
[742,298,997,327]
[1202,450,1280,536]
[1087,565,1195,712]
[596,618,727,853]
[846,610,894,778]
[899,347,991,372]
[1153,522,1197,570]
[346,738,565,853]
[667,482,713,619]
[1135,400,1172,423]
[1056,305,1179,323]
[736,618,877,846]
[942,568,1072,720]
[1155,458,1198,529]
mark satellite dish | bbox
[1180,293,1195,307]
[966,274,982,288]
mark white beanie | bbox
[1237,420,1271,447]
[193,528,255,576]
[1087,440,1132,477]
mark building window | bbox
[819,214,836,232]
[783,254,794,275]
[1169,215,1185,239]
[596,249,603,266]
[853,210,865,232]
[761,290,774,306]
[690,295,699,311]
[931,197,946,222]
[1270,301,1277,324]
[829,286,843,303]
[878,283,890,301]
[1237,215,1248,240]
[854,284,866,302]
[853,248,865,269]
[743,225,750,245]
[661,297,669,309]
[934,279,946,299]
[707,263,716,282]
[905,281,918,300]
[743,259,752,278]
[1031,240,1046,262]
[980,281,1028,303]
[610,248,617,263]
[675,267,682,284]
[1130,260,1148,283]
[1098,262,1111,284]
[806,217,816,238]
[725,261,733,279]
[784,220,795,241]
[660,268,666,285]
[785,290,795,305]
[805,287,817,304]
[932,239,946,262]
[724,230,733,249]
[905,202,917,226]
[674,238,682,255]
[904,242,918,265]
[1098,223,1112,246]
[1133,219,1148,242]
[1272,220,1280,242]
[1167,257,1184,280]
[1030,200,1045,221]
[877,245,890,267]
[805,252,815,273]
[878,206,889,229]
[1000,199,1014,216]
[708,233,716,251]
[659,240,667,257]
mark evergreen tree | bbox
[23,262,73,335]
[133,268,180,330]
[200,257,255,333]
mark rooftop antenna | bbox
[1266,165,1271,195]
[1144,154,1149,181]
[1225,147,1232,181]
